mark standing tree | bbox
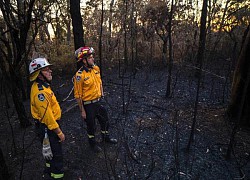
[99,0,104,76]
[227,25,250,126]
[107,0,115,61]
[143,1,170,65]
[226,25,250,159]
[187,0,208,150]
[166,0,174,97]
[70,0,85,69]
[123,0,128,68]
[0,0,38,127]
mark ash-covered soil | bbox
[0,66,249,180]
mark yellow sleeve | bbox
[74,74,83,99]
[93,66,102,84]
[93,65,99,71]
[34,92,59,130]
[93,66,101,75]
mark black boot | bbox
[102,134,118,144]
[88,138,102,153]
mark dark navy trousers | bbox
[83,101,110,137]
[35,120,64,179]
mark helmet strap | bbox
[84,58,93,68]
[40,71,51,84]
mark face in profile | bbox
[41,67,52,81]
[86,54,95,66]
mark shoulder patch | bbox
[76,75,81,81]
[38,93,45,101]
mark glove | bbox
[42,132,53,160]
[42,143,53,160]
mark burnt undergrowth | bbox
[0,63,249,180]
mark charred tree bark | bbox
[0,52,31,127]
[0,52,31,128]
[162,39,168,66]
[166,0,174,98]
[38,4,46,42]
[0,148,10,180]
[123,0,128,68]
[195,0,208,77]
[130,0,134,68]
[66,0,71,44]
[227,25,250,126]
[0,0,37,128]
[187,0,208,151]
[108,0,115,62]
[226,25,250,159]
[10,72,30,127]
[70,0,85,69]
[99,0,104,77]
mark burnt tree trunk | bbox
[99,0,104,77]
[70,0,85,69]
[162,39,168,66]
[0,54,31,127]
[108,0,115,61]
[187,0,208,151]
[166,0,174,98]
[227,25,250,126]
[0,0,36,128]
[11,83,30,127]
[226,25,250,159]
[195,0,208,77]
[66,0,71,44]
[123,0,128,68]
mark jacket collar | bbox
[36,78,50,88]
[81,65,91,72]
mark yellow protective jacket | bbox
[30,79,61,130]
[74,65,102,101]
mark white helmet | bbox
[29,57,52,75]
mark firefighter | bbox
[29,57,65,179]
[74,46,117,153]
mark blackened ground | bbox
[0,65,250,180]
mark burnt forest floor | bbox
[0,64,250,180]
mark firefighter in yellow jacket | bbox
[74,47,117,153]
[29,57,65,179]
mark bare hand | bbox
[81,110,86,120]
[58,133,65,142]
